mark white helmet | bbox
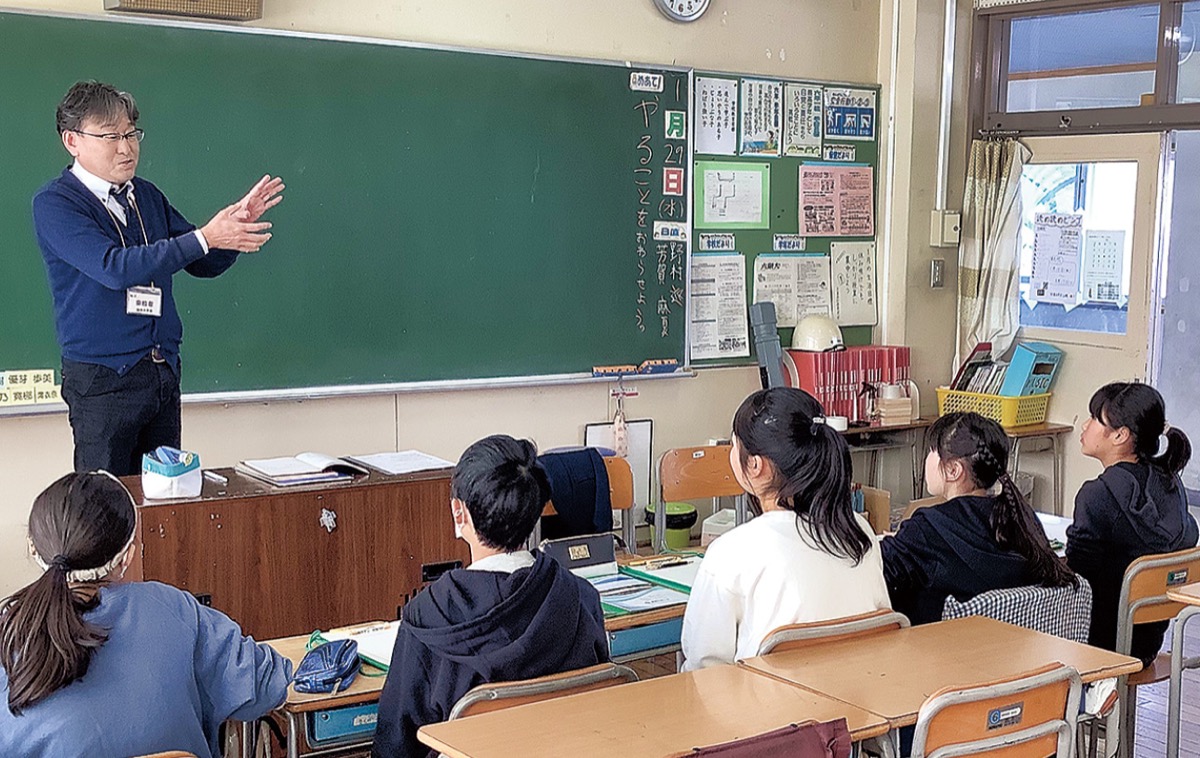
[791,314,844,352]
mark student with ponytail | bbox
[0,471,290,757]
[1068,382,1198,664]
[680,388,890,671]
[881,412,1077,626]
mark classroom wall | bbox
[0,0,969,595]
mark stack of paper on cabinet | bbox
[235,452,367,487]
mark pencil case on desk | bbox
[293,638,361,694]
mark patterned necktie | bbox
[109,184,132,222]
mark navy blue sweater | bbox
[32,168,239,375]
[881,495,1040,625]
[372,551,609,758]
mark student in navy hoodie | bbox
[372,435,610,758]
[1068,382,1198,665]
[33,81,284,476]
[882,412,1077,625]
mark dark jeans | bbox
[61,357,181,477]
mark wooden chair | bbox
[446,662,639,720]
[756,609,911,656]
[655,445,743,553]
[1105,546,1200,758]
[538,455,636,548]
[910,663,1082,758]
[755,610,909,758]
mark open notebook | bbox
[316,620,401,671]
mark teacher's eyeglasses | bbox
[72,128,145,144]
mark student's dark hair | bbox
[732,387,870,564]
[1089,382,1191,478]
[0,472,136,715]
[56,81,139,135]
[452,435,552,552]
[928,412,1076,588]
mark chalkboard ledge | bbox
[0,370,698,417]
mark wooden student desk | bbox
[739,615,1142,730]
[418,664,890,758]
[258,623,391,758]
[124,467,465,640]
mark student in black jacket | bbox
[1067,382,1198,665]
[372,435,610,758]
[882,412,1077,625]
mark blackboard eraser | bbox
[592,364,638,378]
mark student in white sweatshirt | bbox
[681,388,892,670]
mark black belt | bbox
[150,347,166,364]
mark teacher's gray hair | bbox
[56,80,139,135]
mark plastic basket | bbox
[936,388,1051,427]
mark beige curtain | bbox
[955,138,1031,368]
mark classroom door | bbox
[1016,133,1166,513]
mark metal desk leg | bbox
[287,711,300,758]
[1168,606,1200,757]
[241,721,254,758]
[1010,437,1022,474]
[1053,433,1064,516]
[734,493,748,526]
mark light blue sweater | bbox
[0,581,291,758]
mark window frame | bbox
[971,0,1200,136]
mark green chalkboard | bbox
[0,12,688,393]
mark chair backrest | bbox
[911,663,1082,758]
[667,718,852,758]
[658,446,743,502]
[756,609,911,656]
[941,581,1093,644]
[1116,546,1200,655]
[603,455,635,512]
[447,662,639,720]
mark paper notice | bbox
[739,79,783,157]
[753,254,832,328]
[690,253,750,360]
[831,242,878,326]
[800,164,875,237]
[1031,213,1082,306]
[783,83,823,158]
[695,77,738,155]
[1081,229,1125,304]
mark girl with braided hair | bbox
[1067,382,1198,665]
[881,412,1077,625]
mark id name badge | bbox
[126,286,163,317]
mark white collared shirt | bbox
[70,161,208,253]
[467,550,536,574]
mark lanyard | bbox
[103,190,154,287]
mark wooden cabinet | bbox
[124,469,465,639]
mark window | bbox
[1018,161,1137,334]
[1178,1,1200,102]
[1006,5,1160,112]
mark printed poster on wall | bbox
[1030,213,1082,307]
[824,88,876,141]
[752,253,833,328]
[1081,229,1126,305]
[695,161,770,229]
[799,164,875,237]
[739,79,783,157]
[783,83,823,158]
[830,241,878,326]
[695,77,738,155]
[690,253,750,360]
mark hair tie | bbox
[32,530,136,583]
[1157,433,1170,458]
[811,415,827,435]
[50,555,71,571]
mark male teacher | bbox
[32,80,284,476]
